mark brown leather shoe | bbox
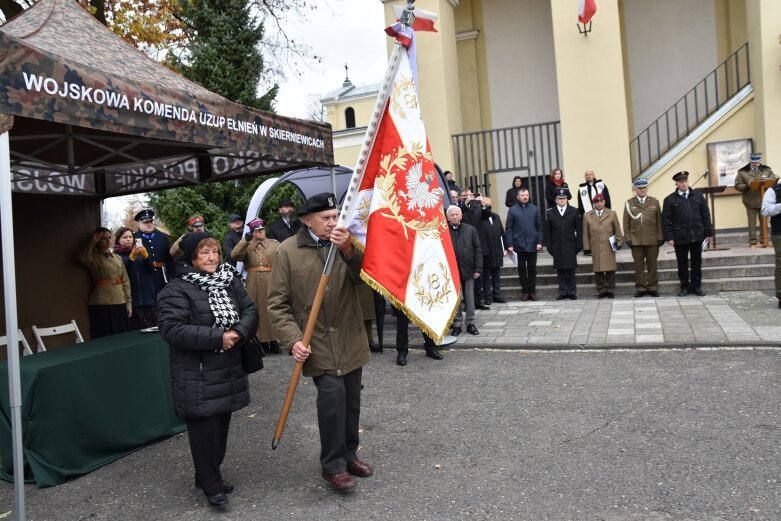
[347,459,374,477]
[322,471,357,490]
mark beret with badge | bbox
[297,192,337,216]
[592,193,606,202]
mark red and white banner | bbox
[391,5,438,32]
[578,0,597,24]
[346,42,459,343]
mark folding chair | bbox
[31,320,84,352]
[0,329,34,356]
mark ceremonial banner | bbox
[346,34,459,343]
[391,5,438,32]
[578,0,597,24]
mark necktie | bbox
[317,239,331,248]
[684,192,688,199]
[597,211,602,218]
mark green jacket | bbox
[267,227,369,378]
[735,164,777,208]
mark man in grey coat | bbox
[447,205,483,336]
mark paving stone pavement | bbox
[377,290,781,350]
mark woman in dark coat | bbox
[504,176,524,208]
[544,167,569,210]
[157,232,258,509]
[114,227,156,330]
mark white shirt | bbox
[559,207,566,216]
[678,190,688,198]
[637,197,646,204]
[596,210,603,218]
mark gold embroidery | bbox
[412,262,453,310]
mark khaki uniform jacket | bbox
[622,196,663,245]
[79,246,131,306]
[231,237,280,342]
[267,227,370,378]
[734,164,778,208]
[582,208,623,273]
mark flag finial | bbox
[400,0,416,28]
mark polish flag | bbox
[578,0,597,24]
[345,37,459,343]
[391,5,438,32]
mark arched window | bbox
[345,107,356,128]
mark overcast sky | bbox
[273,0,388,119]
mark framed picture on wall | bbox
[706,138,752,195]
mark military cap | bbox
[672,171,689,182]
[750,153,762,162]
[278,198,294,208]
[228,213,243,223]
[187,215,204,227]
[592,193,606,202]
[554,187,571,199]
[134,209,154,222]
[180,232,214,262]
[248,218,265,231]
[297,192,337,216]
[633,178,649,188]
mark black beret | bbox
[134,209,154,222]
[180,232,214,262]
[672,171,689,182]
[296,192,337,216]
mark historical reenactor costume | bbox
[267,199,301,242]
[267,193,373,492]
[170,215,206,258]
[230,218,281,354]
[132,208,174,328]
[662,171,713,296]
[623,178,664,297]
[577,169,612,216]
[79,227,131,338]
[760,182,781,309]
[222,213,244,268]
[505,188,544,301]
[545,187,582,300]
[582,193,624,298]
[734,153,777,245]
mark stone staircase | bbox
[497,231,776,299]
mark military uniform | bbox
[231,236,279,343]
[582,205,623,296]
[78,243,131,338]
[623,189,663,295]
[735,159,777,244]
[132,209,174,328]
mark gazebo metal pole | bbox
[1,130,27,520]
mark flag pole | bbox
[271,1,417,450]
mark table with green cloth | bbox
[0,331,185,487]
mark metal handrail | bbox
[630,42,750,177]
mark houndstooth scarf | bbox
[181,263,241,329]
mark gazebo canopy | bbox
[0,0,333,198]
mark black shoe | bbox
[648,291,659,298]
[195,480,234,494]
[607,292,614,299]
[634,291,646,298]
[529,293,538,301]
[396,350,407,366]
[466,324,479,335]
[568,294,577,300]
[493,296,507,303]
[425,347,443,360]
[778,299,781,309]
[556,295,568,301]
[369,341,383,353]
[691,289,705,296]
[451,327,462,336]
[597,292,607,299]
[268,341,282,354]
[678,289,689,297]
[207,492,228,508]
[476,303,491,310]
[260,342,270,354]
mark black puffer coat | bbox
[157,266,258,420]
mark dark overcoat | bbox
[449,222,483,279]
[133,229,174,299]
[544,204,582,270]
[662,189,713,244]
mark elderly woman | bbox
[157,232,258,509]
[78,227,131,338]
[231,218,281,354]
[114,227,156,330]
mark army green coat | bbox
[582,208,624,273]
[622,196,663,246]
[267,227,369,378]
[735,164,778,208]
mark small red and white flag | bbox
[346,34,459,343]
[391,5,438,32]
[578,0,597,24]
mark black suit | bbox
[267,217,300,242]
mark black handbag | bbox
[241,335,264,374]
